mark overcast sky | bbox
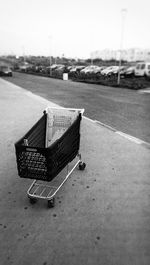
[0,0,150,58]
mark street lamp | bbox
[22,46,26,64]
[49,55,52,77]
[49,35,52,77]
[91,52,93,65]
[117,8,127,85]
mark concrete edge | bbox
[89,119,150,149]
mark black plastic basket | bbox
[15,112,81,182]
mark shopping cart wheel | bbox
[79,162,86,170]
[29,197,37,204]
[48,198,55,208]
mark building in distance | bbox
[91,48,150,62]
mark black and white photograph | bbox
[0,0,150,264]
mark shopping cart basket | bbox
[15,107,86,208]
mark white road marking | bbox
[93,120,117,132]
[83,116,95,123]
[115,131,144,144]
[138,88,150,94]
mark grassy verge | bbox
[15,70,150,90]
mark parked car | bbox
[46,64,65,74]
[46,64,60,72]
[101,66,119,76]
[55,65,65,70]
[108,66,120,75]
[50,64,59,70]
[67,66,73,71]
[0,66,12,76]
[92,66,105,74]
[81,65,101,74]
[120,66,135,77]
[134,62,150,77]
[69,65,85,73]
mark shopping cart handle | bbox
[44,107,85,115]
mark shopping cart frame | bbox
[23,107,86,208]
[27,153,85,207]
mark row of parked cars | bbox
[80,65,135,77]
[18,61,150,79]
[47,62,150,78]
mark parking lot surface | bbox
[0,78,150,265]
[3,72,150,143]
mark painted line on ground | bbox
[138,88,150,94]
[115,132,150,148]
[83,116,95,123]
[115,131,144,144]
[93,120,117,132]
[88,118,150,148]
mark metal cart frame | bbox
[27,152,85,208]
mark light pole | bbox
[49,36,52,77]
[49,55,52,76]
[22,46,26,64]
[117,8,127,85]
[91,52,93,65]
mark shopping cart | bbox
[15,107,86,208]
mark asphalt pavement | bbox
[0,78,150,265]
[4,72,150,143]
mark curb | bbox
[91,119,150,149]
